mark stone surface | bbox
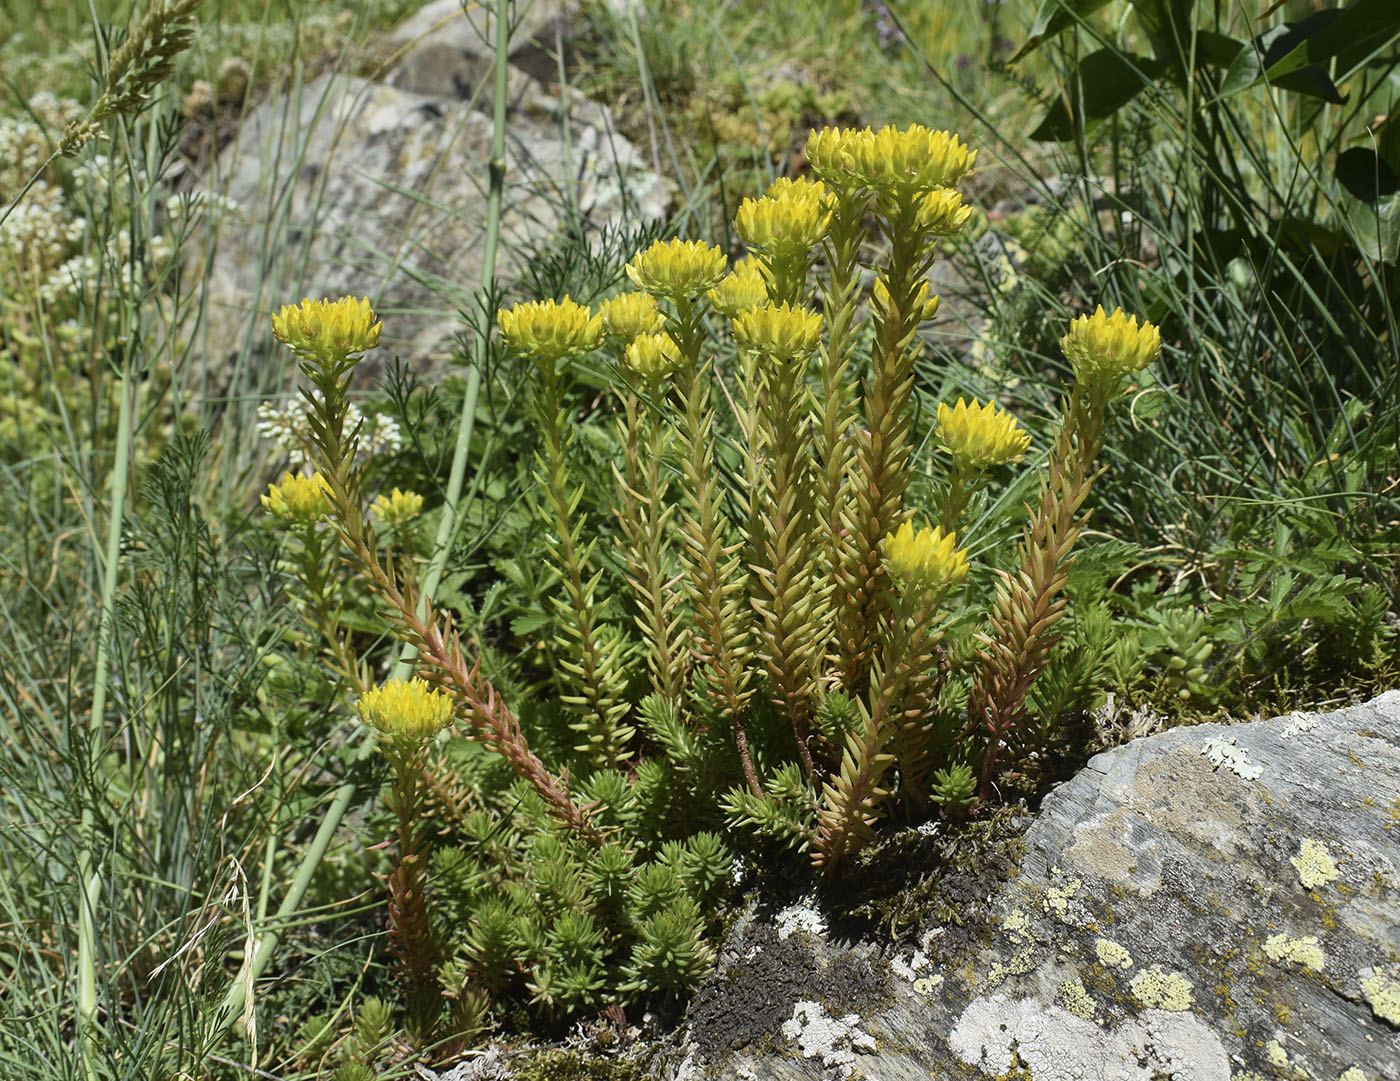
[191,5,666,388]
[648,692,1400,1080]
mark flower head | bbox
[498,296,603,363]
[625,238,728,299]
[706,257,770,317]
[1060,306,1161,392]
[624,332,684,381]
[371,487,425,527]
[261,471,331,522]
[271,297,381,361]
[806,125,976,196]
[935,398,1031,472]
[598,292,664,340]
[882,521,969,594]
[735,176,835,257]
[731,302,823,360]
[357,677,454,743]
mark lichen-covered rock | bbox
[191,23,665,390]
[650,692,1400,1080]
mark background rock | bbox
[190,4,666,392]
[651,692,1400,1080]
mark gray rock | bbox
[387,0,578,101]
[649,692,1400,1080]
[191,36,666,389]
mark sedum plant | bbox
[259,123,1162,1045]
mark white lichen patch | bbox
[775,900,826,940]
[780,1001,876,1078]
[1280,711,1322,738]
[1095,938,1133,970]
[1129,965,1194,1012]
[1201,736,1264,780]
[1263,933,1325,973]
[1291,838,1340,889]
[1359,970,1400,1026]
[1057,974,1096,1020]
[949,994,1230,1080]
[891,949,929,982]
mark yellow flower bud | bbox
[357,677,454,743]
[625,238,728,299]
[498,296,603,362]
[271,296,382,361]
[261,471,331,521]
[734,176,835,257]
[731,302,823,360]
[1060,306,1161,391]
[624,332,683,381]
[935,397,1031,472]
[914,188,974,236]
[371,487,425,527]
[882,521,969,594]
[598,292,663,339]
[707,258,770,317]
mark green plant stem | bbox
[213,0,509,1047]
[76,370,140,1081]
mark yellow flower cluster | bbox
[731,302,823,360]
[625,238,728,299]
[735,177,835,257]
[935,398,1031,472]
[261,471,331,522]
[371,487,425,527]
[806,124,977,196]
[707,258,770,317]
[624,332,683,381]
[498,296,603,362]
[357,677,454,743]
[882,521,969,594]
[271,297,382,361]
[1060,306,1161,391]
[598,292,664,340]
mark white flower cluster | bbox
[1,182,86,271]
[164,190,245,225]
[256,395,403,458]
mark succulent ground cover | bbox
[0,1,1395,1079]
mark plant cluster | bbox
[257,121,1168,1049]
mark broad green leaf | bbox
[1215,17,1347,104]
[1334,147,1400,263]
[1010,0,1115,62]
[1030,48,1165,140]
[1264,0,1400,81]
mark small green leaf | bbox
[1335,147,1400,263]
[1011,0,1115,62]
[1264,0,1400,81]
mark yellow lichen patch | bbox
[1043,872,1083,923]
[1360,971,1400,1026]
[1095,938,1133,970]
[1265,1040,1290,1069]
[1129,965,1194,1012]
[1056,974,1096,1020]
[1291,838,1340,889]
[1001,909,1031,943]
[1262,933,1324,973]
[1339,1068,1370,1081]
